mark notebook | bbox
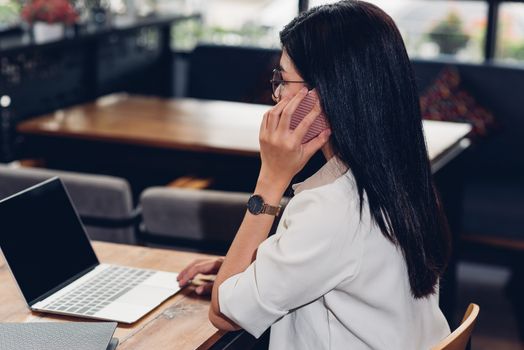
[0,322,117,350]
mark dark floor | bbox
[456,261,524,350]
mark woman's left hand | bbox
[258,87,331,190]
[177,258,224,295]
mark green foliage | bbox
[501,41,524,60]
[497,17,524,61]
[428,11,470,55]
[172,17,272,51]
[0,0,21,26]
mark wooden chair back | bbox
[431,303,480,350]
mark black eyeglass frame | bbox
[270,68,307,101]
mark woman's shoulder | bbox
[292,156,354,195]
[284,171,359,226]
[291,169,357,206]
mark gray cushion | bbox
[0,164,136,244]
[140,187,250,242]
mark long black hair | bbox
[280,0,451,298]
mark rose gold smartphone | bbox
[290,90,329,143]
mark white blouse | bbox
[218,156,450,350]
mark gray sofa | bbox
[411,59,524,243]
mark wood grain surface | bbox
[0,241,224,350]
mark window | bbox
[169,0,298,50]
[309,0,488,62]
[0,0,21,30]
[496,2,524,62]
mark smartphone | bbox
[290,90,329,144]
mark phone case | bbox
[289,91,329,144]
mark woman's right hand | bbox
[177,258,224,295]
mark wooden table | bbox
[0,241,227,350]
[17,94,264,158]
[17,94,472,166]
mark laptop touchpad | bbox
[115,285,175,307]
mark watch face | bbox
[247,195,264,215]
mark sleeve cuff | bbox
[218,263,286,338]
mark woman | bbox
[177,1,451,349]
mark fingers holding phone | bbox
[258,88,331,188]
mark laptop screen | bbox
[0,178,99,305]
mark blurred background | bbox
[0,1,523,349]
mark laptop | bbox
[0,177,181,324]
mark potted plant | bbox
[428,11,470,55]
[21,0,78,43]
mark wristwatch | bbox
[247,194,282,216]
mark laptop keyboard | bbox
[45,266,155,316]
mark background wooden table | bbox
[17,94,265,157]
[0,241,225,350]
[16,94,472,195]
[17,93,472,161]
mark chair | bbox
[431,303,480,350]
[0,164,139,244]
[140,187,287,254]
[187,44,280,105]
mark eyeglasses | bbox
[270,68,306,101]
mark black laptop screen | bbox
[0,178,99,305]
